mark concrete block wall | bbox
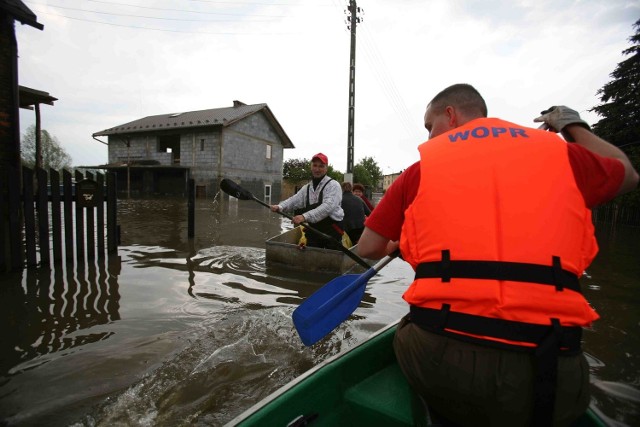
[105,110,288,199]
[108,134,172,163]
[180,131,220,171]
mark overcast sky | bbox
[16,0,639,174]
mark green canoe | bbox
[226,321,607,427]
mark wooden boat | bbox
[225,320,607,427]
[265,226,363,274]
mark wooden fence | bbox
[0,166,118,273]
[592,203,640,227]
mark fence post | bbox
[23,167,37,267]
[107,172,117,253]
[96,173,105,259]
[50,169,63,263]
[188,178,195,238]
[63,169,74,264]
[75,170,85,265]
[36,167,50,267]
[85,171,95,260]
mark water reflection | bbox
[0,256,121,376]
[583,225,640,426]
[118,197,285,251]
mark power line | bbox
[329,0,423,143]
[360,25,422,141]
[188,0,311,5]
[28,1,286,18]
[32,2,281,22]
[29,8,298,35]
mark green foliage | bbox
[283,158,310,182]
[591,19,640,149]
[353,156,383,189]
[609,146,640,209]
[21,125,72,170]
[283,157,344,182]
[326,165,344,182]
[591,19,640,212]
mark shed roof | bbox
[0,0,43,30]
[93,101,294,148]
[19,85,57,109]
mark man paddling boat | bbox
[270,153,344,249]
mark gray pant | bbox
[393,315,590,427]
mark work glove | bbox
[533,105,590,142]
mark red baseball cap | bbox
[311,152,328,165]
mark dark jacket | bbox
[341,191,371,231]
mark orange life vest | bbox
[400,117,599,348]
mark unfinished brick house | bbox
[92,101,294,200]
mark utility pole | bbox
[345,0,363,183]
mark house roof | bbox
[0,0,44,30]
[93,101,294,148]
[19,85,57,109]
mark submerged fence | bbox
[0,166,118,273]
[592,203,640,227]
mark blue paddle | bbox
[293,252,399,346]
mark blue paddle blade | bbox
[293,267,377,346]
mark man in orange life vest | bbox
[357,84,639,426]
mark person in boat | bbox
[352,183,375,211]
[357,83,639,426]
[270,153,344,249]
[340,181,371,245]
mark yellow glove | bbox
[342,232,353,248]
[298,227,307,247]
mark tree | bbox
[353,156,383,189]
[21,125,72,170]
[591,19,640,148]
[590,19,640,211]
[326,165,344,182]
[283,157,344,182]
[283,158,310,182]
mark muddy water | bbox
[0,198,638,426]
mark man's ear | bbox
[445,106,457,128]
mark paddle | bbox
[219,178,370,269]
[293,251,399,346]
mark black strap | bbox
[415,251,581,293]
[294,178,333,215]
[409,305,582,354]
[532,318,563,427]
[409,306,581,426]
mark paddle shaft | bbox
[252,195,370,269]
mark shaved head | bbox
[428,83,488,119]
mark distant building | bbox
[382,171,402,191]
[92,101,294,200]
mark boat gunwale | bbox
[224,320,401,426]
[265,226,362,273]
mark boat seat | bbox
[344,363,423,427]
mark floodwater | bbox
[0,197,638,426]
